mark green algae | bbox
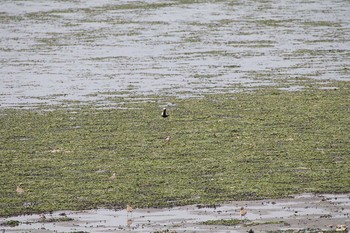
[0,82,349,217]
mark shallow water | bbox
[1,194,349,233]
[1,0,349,108]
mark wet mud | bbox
[1,194,349,232]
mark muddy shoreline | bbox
[1,193,349,232]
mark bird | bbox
[16,184,24,194]
[165,136,171,142]
[126,204,133,215]
[127,218,133,227]
[336,225,348,232]
[161,108,169,118]
[109,173,116,180]
[239,207,247,219]
[39,214,46,221]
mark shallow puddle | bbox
[1,194,349,232]
[1,0,350,108]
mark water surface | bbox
[1,0,349,107]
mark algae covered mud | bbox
[0,82,349,217]
[1,0,350,107]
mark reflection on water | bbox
[1,0,349,107]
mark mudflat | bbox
[1,193,349,232]
[1,1,349,232]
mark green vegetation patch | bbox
[0,82,349,217]
[201,219,246,226]
[38,216,74,223]
[0,220,20,227]
[253,19,290,27]
[303,21,341,27]
[246,220,285,226]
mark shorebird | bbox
[16,184,24,194]
[161,108,169,118]
[239,207,247,219]
[336,225,348,232]
[109,173,116,180]
[126,204,133,216]
[165,136,171,142]
[39,214,46,221]
[127,218,133,227]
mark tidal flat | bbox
[1,0,350,231]
[0,81,349,218]
[0,194,349,232]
